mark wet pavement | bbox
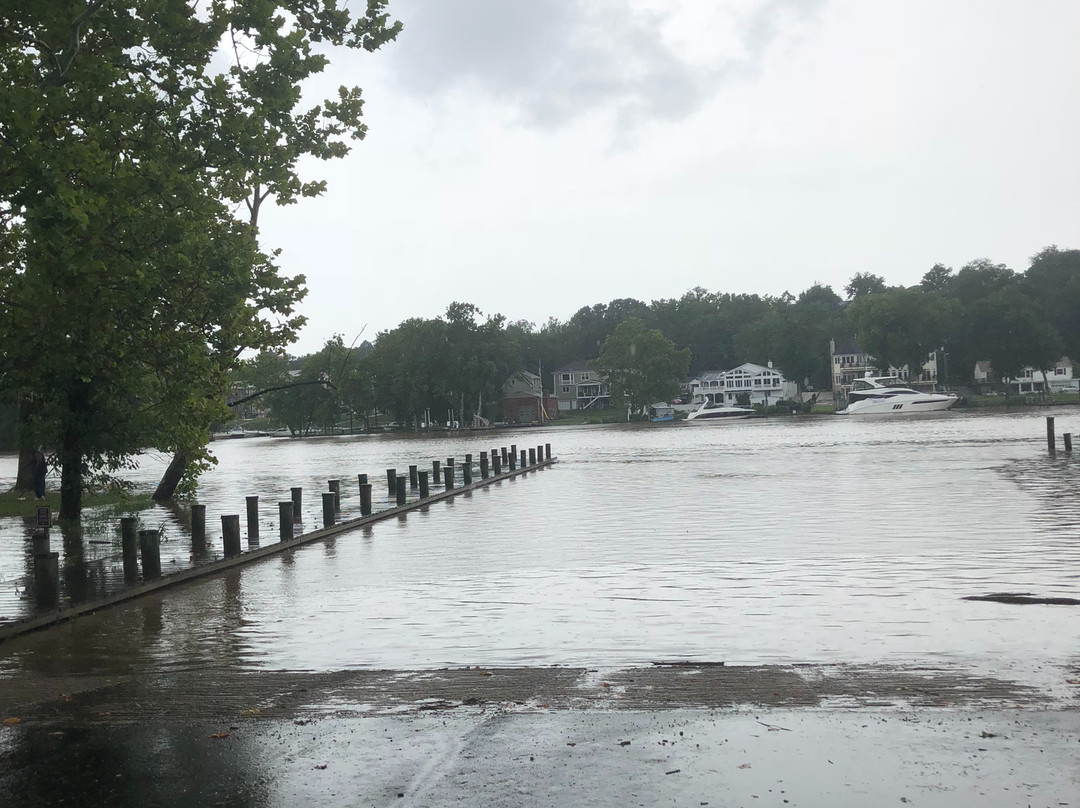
[1,662,1077,807]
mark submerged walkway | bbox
[0,450,555,640]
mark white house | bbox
[977,358,1078,394]
[690,362,798,407]
[830,337,941,398]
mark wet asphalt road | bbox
[2,662,1078,807]
[2,707,1077,807]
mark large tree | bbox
[847,287,953,378]
[1021,246,1080,362]
[0,1,399,517]
[591,318,690,418]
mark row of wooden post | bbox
[100,442,553,588]
[1047,417,1074,454]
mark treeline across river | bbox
[232,246,1080,434]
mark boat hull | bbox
[839,395,958,415]
[686,408,753,421]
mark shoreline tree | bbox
[592,318,690,419]
[0,2,400,517]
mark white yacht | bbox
[685,400,754,421]
[839,375,959,415]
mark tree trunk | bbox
[11,396,37,494]
[59,436,83,521]
[152,451,188,502]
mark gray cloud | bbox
[385,0,826,130]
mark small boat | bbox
[649,403,675,422]
[838,375,958,415]
[685,400,754,421]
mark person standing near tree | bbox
[30,448,47,500]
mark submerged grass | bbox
[0,490,155,519]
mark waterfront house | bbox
[553,361,610,411]
[976,358,1078,394]
[830,338,940,398]
[501,371,559,423]
[689,363,797,406]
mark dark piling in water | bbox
[222,515,242,558]
[279,501,294,542]
[291,487,303,523]
[246,496,260,542]
[139,530,161,579]
[322,492,336,527]
[121,517,138,580]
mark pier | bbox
[1,443,555,642]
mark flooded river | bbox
[1,409,1079,681]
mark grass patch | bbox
[551,408,632,425]
[0,490,155,519]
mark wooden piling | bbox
[1047,416,1056,454]
[446,457,455,469]
[386,468,397,496]
[545,443,551,461]
[31,530,50,556]
[1065,433,1073,452]
[529,448,536,466]
[279,501,294,542]
[463,462,472,485]
[432,459,441,485]
[480,451,489,479]
[493,453,502,475]
[222,515,242,558]
[322,492,336,527]
[291,487,303,522]
[409,465,418,489]
[508,450,517,471]
[191,504,206,548]
[443,465,454,489]
[396,475,407,505]
[358,473,368,490]
[121,517,138,580]
[418,470,429,499]
[537,445,544,464]
[520,450,527,469]
[33,552,59,606]
[329,479,341,510]
[501,447,508,464]
[139,529,161,579]
[246,496,260,541]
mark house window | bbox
[561,386,570,394]
[561,373,571,382]
[580,372,590,381]
[1056,367,1066,375]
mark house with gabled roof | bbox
[552,360,610,411]
[502,371,559,423]
[689,363,797,406]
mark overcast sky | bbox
[257,0,1080,355]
